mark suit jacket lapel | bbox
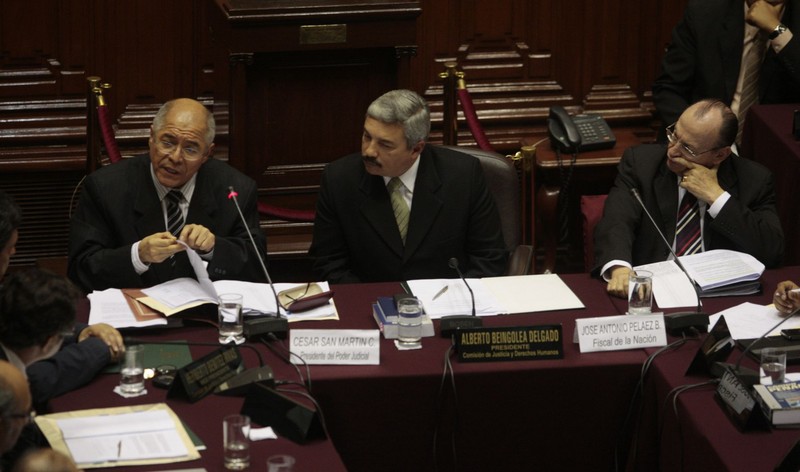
[186,166,219,228]
[704,156,739,248]
[359,171,405,257]
[133,159,166,240]
[403,151,443,261]
[655,162,679,244]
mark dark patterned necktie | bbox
[165,190,185,237]
[387,177,409,244]
[675,192,701,256]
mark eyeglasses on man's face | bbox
[665,123,720,159]
[155,139,207,161]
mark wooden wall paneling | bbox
[637,0,690,119]
[245,49,397,192]
[577,0,645,119]
[55,0,92,96]
[92,0,198,121]
[421,0,577,152]
[0,1,70,98]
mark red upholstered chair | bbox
[581,194,608,272]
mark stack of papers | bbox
[709,302,800,340]
[635,249,765,309]
[89,281,338,328]
[35,404,200,469]
[406,274,584,319]
[88,244,338,328]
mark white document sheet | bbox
[57,410,189,463]
[142,277,217,309]
[709,302,800,340]
[634,260,699,308]
[407,274,584,318]
[682,250,764,290]
[407,278,505,318]
[87,288,167,328]
[481,274,584,314]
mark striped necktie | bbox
[675,192,702,256]
[165,189,185,237]
[736,31,766,146]
[387,177,409,244]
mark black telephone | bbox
[547,106,616,153]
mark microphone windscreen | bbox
[448,257,459,269]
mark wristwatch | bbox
[769,23,788,40]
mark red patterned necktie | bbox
[675,192,701,256]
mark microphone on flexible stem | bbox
[439,257,483,338]
[629,187,709,335]
[227,187,288,339]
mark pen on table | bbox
[117,440,122,459]
[432,284,449,301]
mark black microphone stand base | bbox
[244,316,289,339]
[439,315,483,338]
[711,362,759,387]
[664,311,710,336]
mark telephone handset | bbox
[547,106,616,153]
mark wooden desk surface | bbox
[525,128,648,169]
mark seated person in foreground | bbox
[0,269,117,409]
[593,99,784,298]
[68,98,265,292]
[309,89,508,283]
[0,270,88,470]
[0,190,123,405]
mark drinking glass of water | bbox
[223,414,250,470]
[397,297,423,348]
[761,348,787,384]
[120,344,145,394]
[218,293,244,344]
[628,270,653,315]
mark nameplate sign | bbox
[455,325,563,363]
[714,366,767,431]
[290,329,380,365]
[167,345,241,403]
[576,314,667,353]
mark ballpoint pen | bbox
[432,284,449,301]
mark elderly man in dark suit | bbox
[593,99,783,297]
[68,98,265,292]
[310,89,508,283]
